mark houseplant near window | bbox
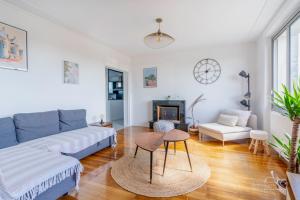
[271,134,300,172]
[273,81,300,173]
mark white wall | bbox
[131,44,256,126]
[253,0,300,140]
[0,1,131,123]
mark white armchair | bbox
[198,110,257,146]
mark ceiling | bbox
[5,0,285,56]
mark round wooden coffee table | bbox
[134,132,164,183]
[162,129,192,175]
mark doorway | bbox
[106,68,125,130]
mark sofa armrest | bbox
[248,114,257,130]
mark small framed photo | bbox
[143,67,157,88]
[64,60,79,84]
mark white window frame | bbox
[272,10,300,112]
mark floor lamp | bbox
[239,70,250,110]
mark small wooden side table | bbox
[90,122,113,128]
[162,129,192,175]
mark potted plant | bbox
[188,94,205,133]
[273,80,300,173]
[271,134,300,172]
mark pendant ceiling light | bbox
[144,18,175,49]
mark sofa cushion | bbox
[19,126,116,154]
[59,109,87,132]
[217,114,238,127]
[222,109,251,127]
[199,123,251,134]
[0,117,18,149]
[14,111,60,143]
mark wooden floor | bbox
[60,126,287,200]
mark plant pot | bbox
[189,126,199,134]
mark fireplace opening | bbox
[151,100,187,131]
[157,105,180,123]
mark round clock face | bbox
[193,58,221,85]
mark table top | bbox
[90,122,112,127]
[163,129,190,142]
[135,132,164,152]
[287,172,300,200]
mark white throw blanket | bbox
[18,126,117,154]
[0,146,83,200]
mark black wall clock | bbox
[193,58,221,85]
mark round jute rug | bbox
[111,149,210,197]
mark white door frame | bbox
[105,67,130,127]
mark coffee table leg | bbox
[163,141,169,176]
[150,151,153,184]
[184,141,192,172]
[174,142,176,154]
[134,145,139,158]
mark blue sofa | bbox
[0,109,116,200]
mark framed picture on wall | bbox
[143,67,157,88]
[0,21,28,71]
[64,60,79,84]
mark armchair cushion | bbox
[199,123,251,134]
[222,109,251,127]
[217,114,239,127]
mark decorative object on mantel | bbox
[164,95,181,100]
[143,67,157,88]
[64,60,79,84]
[239,70,251,110]
[0,21,28,71]
[273,79,300,173]
[193,58,221,85]
[188,94,205,134]
[144,18,175,49]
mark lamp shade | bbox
[244,92,251,99]
[144,18,175,49]
[144,32,175,49]
[239,70,248,78]
[240,99,249,108]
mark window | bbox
[273,11,300,95]
[273,30,288,92]
[291,17,300,85]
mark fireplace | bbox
[157,105,180,123]
[150,100,188,131]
